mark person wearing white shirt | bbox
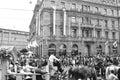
[49,53,63,73]
[7,64,16,80]
[106,64,119,80]
[107,70,118,80]
[49,54,60,62]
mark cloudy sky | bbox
[0,0,37,32]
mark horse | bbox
[68,65,97,80]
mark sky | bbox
[0,0,37,32]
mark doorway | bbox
[86,44,91,56]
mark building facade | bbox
[0,28,29,50]
[29,0,120,57]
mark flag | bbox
[26,42,32,49]
[105,41,109,46]
[31,40,38,47]
[105,41,109,55]
[113,41,117,48]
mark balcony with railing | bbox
[96,37,104,42]
[81,23,93,29]
[71,22,79,28]
[82,37,95,42]
[80,9,93,14]
[109,38,118,42]
[94,11,101,15]
[70,35,80,41]
[104,26,109,30]
[95,24,102,30]
[112,26,118,31]
[57,35,68,41]
[69,7,78,12]
[47,35,56,41]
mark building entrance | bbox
[86,44,91,56]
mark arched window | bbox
[48,44,56,56]
[96,45,102,54]
[59,44,67,57]
[112,46,117,54]
[71,44,78,56]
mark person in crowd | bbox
[7,64,16,80]
[49,52,64,73]
[20,59,37,80]
[107,70,118,80]
[35,58,48,80]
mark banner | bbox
[26,42,32,49]
[105,41,109,55]
[31,40,38,47]
[105,41,109,46]
[113,41,117,48]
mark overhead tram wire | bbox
[0,8,33,11]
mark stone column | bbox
[1,30,4,45]
[78,18,81,37]
[101,21,104,38]
[63,8,66,36]
[38,10,41,36]
[68,17,71,36]
[36,13,39,35]
[53,8,56,36]
[93,27,96,38]
[8,32,11,44]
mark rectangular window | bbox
[89,30,92,37]
[95,7,98,12]
[97,31,101,38]
[72,29,77,37]
[51,1,55,5]
[112,21,115,28]
[88,6,90,11]
[111,10,114,15]
[105,20,108,27]
[71,3,76,10]
[60,27,63,36]
[112,32,116,39]
[85,17,89,24]
[105,31,109,39]
[61,2,65,8]
[85,30,89,37]
[84,17,91,24]
[71,17,76,23]
[82,5,87,11]
[97,19,99,25]
[82,30,84,37]
[50,27,53,36]
[104,9,107,15]
[82,17,84,23]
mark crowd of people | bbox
[7,51,48,80]
[6,50,120,80]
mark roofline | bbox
[0,28,29,33]
[29,0,44,29]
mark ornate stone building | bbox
[0,28,29,50]
[29,0,120,57]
